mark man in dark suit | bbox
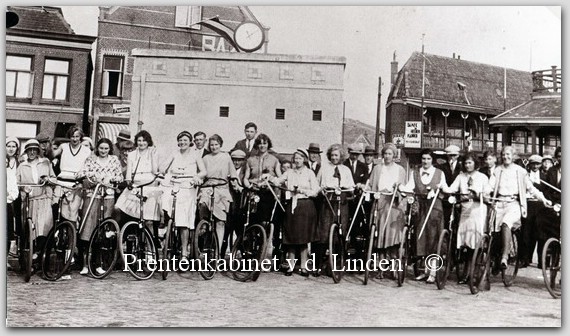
[344,144,368,187]
[307,142,322,175]
[521,154,545,267]
[363,145,378,177]
[193,131,210,157]
[232,122,258,157]
[437,145,462,230]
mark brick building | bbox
[385,51,533,168]
[129,49,346,154]
[91,5,266,141]
[6,6,96,142]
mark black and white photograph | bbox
[3,1,563,327]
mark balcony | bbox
[532,66,561,94]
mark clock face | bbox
[234,22,264,52]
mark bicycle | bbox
[468,195,521,294]
[541,203,561,299]
[41,177,84,281]
[119,174,163,280]
[362,189,383,285]
[230,183,268,282]
[321,187,354,283]
[194,176,229,280]
[83,177,121,279]
[16,179,49,282]
[435,193,470,290]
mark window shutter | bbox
[175,6,189,27]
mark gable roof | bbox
[389,52,533,113]
[7,6,75,35]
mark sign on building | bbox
[404,121,422,148]
[392,134,405,147]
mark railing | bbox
[532,66,562,93]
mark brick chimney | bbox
[391,51,398,86]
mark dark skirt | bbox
[414,198,443,257]
[316,196,349,244]
[283,198,317,245]
[536,207,560,241]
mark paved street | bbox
[6,262,561,327]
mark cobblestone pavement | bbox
[6,260,560,327]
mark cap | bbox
[6,136,20,149]
[295,148,309,159]
[231,149,246,159]
[24,139,40,152]
[348,144,363,154]
[307,143,322,153]
[363,145,378,156]
[117,129,131,141]
[542,154,554,164]
[444,145,460,155]
[36,133,51,143]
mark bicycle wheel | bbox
[455,247,469,283]
[396,226,408,287]
[161,219,174,280]
[435,229,451,290]
[119,221,158,280]
[87,218,120,279]
[42,221,77,281]
[20,218,34,282]
[469,235,490,295]
[251,222,273,282]
[328,223,344,283]
[194,220,220,280]
[231,224,267,282]
[363,224,376,285]
[542,238,561,299]
[501,230,519,287]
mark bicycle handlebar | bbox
[129,173,164,189]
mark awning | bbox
[97,122,128,143]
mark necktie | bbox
[333,166,341,186]
[422,171,429,177]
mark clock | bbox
[234,21,265,52]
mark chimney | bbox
[458,55,461,60]
[453,53,455,59]
[390,51,398,86]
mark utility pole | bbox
[341,101,346,146]
[374,77,382,153]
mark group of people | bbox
[5,121,562,285]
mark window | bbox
[184,61,199,77]
[312,110,322,121]
[175,6,202,29]
[276,108,285,120]
[5,121,38,140]
[215,64,230,78]
[165,104,175,115]
[102,56,124,97]
[6,55,33,98]
[311,67,325,82]
[219,106,229,118]
[279,66,293,80]
[42,59,70,100]
[247,66,262,79]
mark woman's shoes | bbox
[426,274,436,284]
[79,267,89,275]
[500,258,508,270]
[284,270,293,276]
[300,269,310,277]
[458,277,469,285]
[415,273,428,281]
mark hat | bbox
[307,143,322,153]
[542,154,554,164]
[444,145,460,155]
[231,149,246,159]
[295,148,309,159]
[117,129,131,141]
[348,144,363,154]
[53,137,70,146]
[528,154,542,164]
[36,133,51,143]
[363,145,378,156]
[24,139,40,152]
[6,136,20,149]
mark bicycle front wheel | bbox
[20,218,34,282]
[542,238,561,299]
[469,235,490,295]
[328,223,344,283]
[119,221,158,280]
[396,226,409,287]
[231,224,267,282]
[363,224,376,285]
[87,218,120,279]
[435,229,451,290]
[195,220,220,280]
[42,221,77,281]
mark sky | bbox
[55,4,562,128]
